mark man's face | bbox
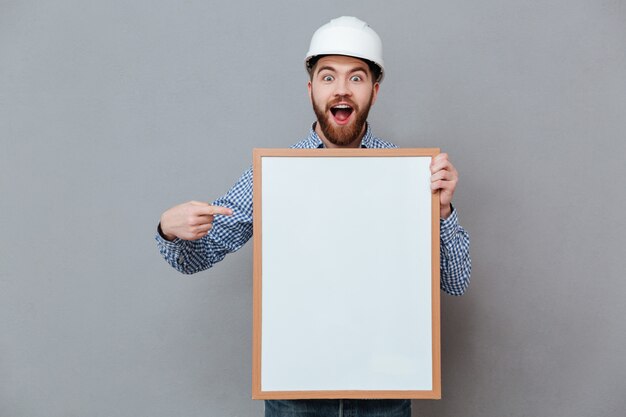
[308,55,380,147]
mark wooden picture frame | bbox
[252,148,441,399]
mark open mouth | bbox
[330,104,354,124]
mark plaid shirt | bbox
[156,124,471,295]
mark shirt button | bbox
[178,256,184,264]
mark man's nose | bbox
[333,79,351,96]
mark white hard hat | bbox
[305,16,385,82]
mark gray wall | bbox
[2,1,625,416]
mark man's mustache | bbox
[326,96,359,112]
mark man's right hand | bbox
[159,201,233,241]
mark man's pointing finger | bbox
[207,205,233,216]
[191,202,233,217]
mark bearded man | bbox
[156,16,471,417]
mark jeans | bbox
[264,399,411,417]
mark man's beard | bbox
[312,90,374,147]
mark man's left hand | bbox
[430,153,458,219]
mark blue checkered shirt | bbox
[156,124,471,295]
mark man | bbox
[156,16,471,417]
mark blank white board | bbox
[252,148,440,399]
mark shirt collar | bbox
[308,122,373,149]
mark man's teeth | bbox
[333,104,351,109]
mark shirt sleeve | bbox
[439,207,471,295]
[155,168,254,274]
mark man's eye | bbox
[350,75,362,82]
[323,75,334,82]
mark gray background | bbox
[1,1,625,416]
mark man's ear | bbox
[307,80,312,103]
[371,82,380,106]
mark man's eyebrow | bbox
[315,65,336,74]
[349,65,369,74]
